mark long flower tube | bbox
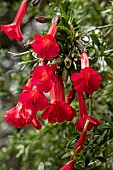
[41,74,76,124]
[48,15,60,37]
[74,119,89,154]
[60,120,89,170]
[75,93,100,131]
[71,41,102,94]
[76,41,89,69]
[67,87,76,104]
[0,0,28,41]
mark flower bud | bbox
[35,16,52,23]
[62,66,69,83]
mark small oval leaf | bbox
[38,162,44,170]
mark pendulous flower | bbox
[31,34,60,60]
[71,67,102,94]
[19,86,48,111]
[31,16,60,60]
[4,101,42,130]
[41,74,76,123]
[4,78,43,130]
[0,0,28,41]
[74,93,100,131]
[31,64,56,93]
[41,101,76,124]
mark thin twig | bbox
[104,49,113,54]
[87,24,113,32]
[104,27,113,39]
[96,24,113,29]
[8,50,33,57]
[18,58,39,65]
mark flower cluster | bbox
[2,1,102,169]
[4,64,76,129]
[71,50,101,132]
[60,50,102,169]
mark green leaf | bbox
[61,153,70,159]
[22,55,28,61]
[90,34,100,46]
[88,48,95,57]
[61,16,70,29]
[99,45,105,53]
[105,57,113,69]
[96,156,106,163]
[103,145,108,159]
[58,26,70,36]
[38,162,44,170]
[16,148,24,158]
[85,150,93,167]
[16,144,24,150]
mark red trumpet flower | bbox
[19,86,48,111]
[31,16,60,60]
[4,101,42,130]
[4,78,43,130]
[75,93,100,131]
[71,67,102,94]
[41,74,76,124]
[31,34,60,60]
[31,64,56,93]
[0,0,28,41]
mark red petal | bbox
[75,116,100,132]
[41,101,76,124]
[31,116,42,130]
[60,160,75,170]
